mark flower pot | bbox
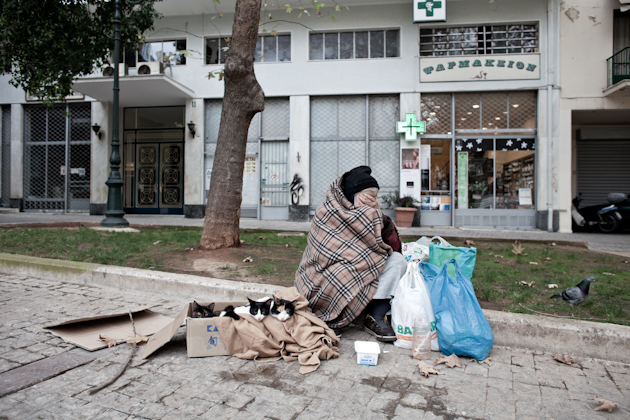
[394,207,417,228]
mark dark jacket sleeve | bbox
[381,214,402,253]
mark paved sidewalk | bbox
[1,273,629,420]
[1,212,629,256]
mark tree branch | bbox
[87,311,138,395]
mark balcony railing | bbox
[607,47,630,86]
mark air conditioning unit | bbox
[136,62,163,75]
[102,63,128,77]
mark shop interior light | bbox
[467,112,472,115]
[460,117,466,121]
[495,117,501,120]
[427,118,433,121]
[472,104,480,108]
[503,111,508,114]
[434,105,441,109]
[430,112,436,115]
[512,104,519,108]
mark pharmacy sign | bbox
[414,0,446,23]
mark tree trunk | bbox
[199,0,264,250]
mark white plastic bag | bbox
[391,263,439,351]
[402,242,430,263]
[416,235,451,249]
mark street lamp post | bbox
[101,0,141,227]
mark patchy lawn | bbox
[1,225,628,325]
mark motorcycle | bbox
[572,193,629,233]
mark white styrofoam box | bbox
[355,341,381,365]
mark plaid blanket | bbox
[295,175,392,329]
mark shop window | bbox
[455,138,535,210]
[454,91,536,134]
[417,140,451,212]
[420,24,538,57]
[421,93,452,135]
[206,35,291,64]
[309,30,400,60]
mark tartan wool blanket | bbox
[294,175,392,329]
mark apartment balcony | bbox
[604,47,630,97]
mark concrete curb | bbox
[1,252,629,363]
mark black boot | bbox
[363,299,396,342]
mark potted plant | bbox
[382,191,418,227]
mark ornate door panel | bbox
[160,144,183,208]
[136,144,158,208]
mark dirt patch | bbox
[133,242,302,288]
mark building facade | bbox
[3,0,620,233]
[560,0,630,233]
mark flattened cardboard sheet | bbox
[142,301,246,359]
[44,307,173,351]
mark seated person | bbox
[295,166,407,341]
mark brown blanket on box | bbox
[213,287,340,374]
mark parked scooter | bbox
[572,193,629,233]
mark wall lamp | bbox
[92,123,102,140]
[187,121,196,138]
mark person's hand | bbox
[354,188,380,210]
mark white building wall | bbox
[559,0,630,232]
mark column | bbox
[288,95,310,221]
[184,98,204,218]
[10,104,23,209]
[90,101,111,215]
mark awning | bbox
[622,0,630,12]
[72,75,195,107]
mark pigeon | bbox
[550,276,595,306]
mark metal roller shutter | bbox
[576,139,630,207]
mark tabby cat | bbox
[191,301,215,318]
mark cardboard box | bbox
[142,301,247,359]
[44,307,174,351]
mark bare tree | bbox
[199,0,265,250]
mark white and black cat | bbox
[220,297,273,322]
[270,298,298,322]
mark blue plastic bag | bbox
[428,244,477,282]
[420,260,494,360]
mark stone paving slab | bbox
[0,273,629,419]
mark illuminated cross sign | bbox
[397,113,425,141]
[414,0,446,22]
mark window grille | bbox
[206,35,291,64]
[22,103,92,211]
[420,24,538,57]
[309,30,400,60]
[204,98,290,211]
[309,95,399,210]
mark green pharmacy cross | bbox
[417,0,443,17]
[397,113,426,141]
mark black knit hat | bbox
[342,166,379,201]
